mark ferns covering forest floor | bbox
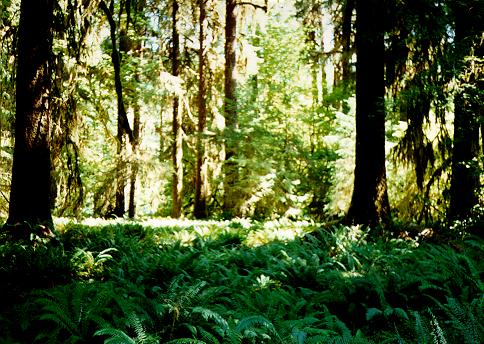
[0,219,482,343]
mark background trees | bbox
[0,0,482,228]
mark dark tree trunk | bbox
[341,0,354,85]
[6,0,55,234]
[171,0,183,218]
[481,122,484,156]
[319,25,327,101]
[128,102,140,218]
[448,9,481,221]
[223,0,239,217]
[346,0,390,225]
[194,0,208,219]
[114,116,127,217]
[100,0,133,218]
[449,93,480,220]
[126,2,144,219]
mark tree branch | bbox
[237,1,267,11]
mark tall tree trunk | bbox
[194,0,208,219]
[114,115,127,217]
[100,0,133,218]
[346,0,390,225]
[171,0,183,218]
[6,0,54,234]
[341,0,354,86]
[310,43,318,154]
[126,2,144,219]
[223,0,239,217]
[448,8,481,221]
[128,102,140,218]
[320,18,328,100]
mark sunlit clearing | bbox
[54,217,318,248]
[245,219,315,246]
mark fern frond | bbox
[236,315,275,333]
[413,311,429,344]
[429,310,447,344]
[94,328,136,344]
[197,327,220,344]
[235,315,284,343]
[36,288,80,335]
[181,281,207,307]
[192,306,228,331]
[164,339,206,344]
[38,307,79,335]
[128,312,147,343]
[442,297,482,344]
[223,327,243,344]
[333,317,351,339]
[366,308,382,321]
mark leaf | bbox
[94,328,136,344]
[365,308,382,321]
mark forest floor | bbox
[0,218,482,343]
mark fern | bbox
[429,310,447,344]
[192,306,228,332]
[413,311,429,344]
[197,327,220,344]
[223,326,243,344]
[94,328,136,344]
[34,282,113,343]
[164,339,206,344]
[236,315,284,343]
[95,312,159,344]
[435,297,483,344]
[129,312,149,343]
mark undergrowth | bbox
[0,219,482,343]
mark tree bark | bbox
[100,0,133,218]
[126,1,144,219]
[128,102,140,218]
[346,0,390,225]
[194,0,208,219]
[448,7,481,221]
[341,0,354,86]
[6,0,55,234]
[223,0,239,217]
[171,0,183,218]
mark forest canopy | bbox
[0,0,482,230]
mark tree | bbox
[346,0,390,225]
[171,0,183,218]
[339,0,354,87]
[124,0,146,219]
[222,0,267,218]
[448,1,483,221]
[222,0,239,217]
[386,0,482,223]
[194,0,208,219]
[5,0,55,235]
[100,0,134,218]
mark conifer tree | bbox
[346,0,390,225]
[5,0,55,236]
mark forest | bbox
[0,0,483,343]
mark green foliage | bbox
[95,313,159,344]
[32,282,115,343]
[2,220,482,343]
